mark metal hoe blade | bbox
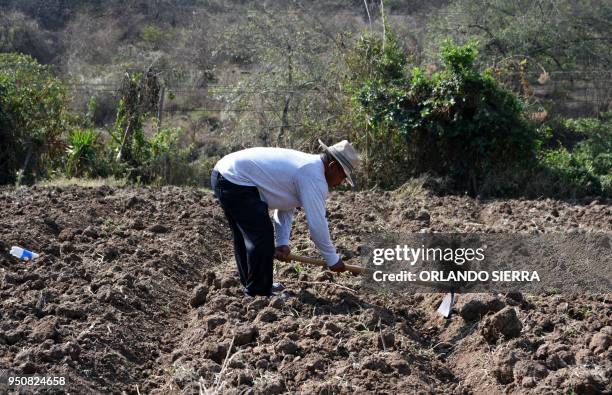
[437,291,455,318]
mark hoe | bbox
[284,254,456,318]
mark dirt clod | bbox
[102,245,119,261]
[492,348,522,384]
[258,379,285,394]
[56,302,86,319]
[248,297,269,311]
[567,367,607,395]
[202,343,228,364]
[148,224,169,233]
[130,218,145,230]
[481,306,522,343]
[220,277,240,289]
[377,330,395,349]
[323,321,340,335]
[513,360,548,384]
[362,356,392,373]
[232,325,257,346]
[29,316,59,342]
[388,354,410,374]
[276,338,299,355]
[256,307,279,323]
[205,315,226,331]
[190,285,208,308]
[459,294,505,321]
[268,296,285,309]
[589,327,611,354]
[416,209,431,221]
[361,307,394,330]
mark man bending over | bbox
[211,139,360,296]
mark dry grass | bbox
[37,176,127,188]
[198,336,236,395]
[392,176,429,200]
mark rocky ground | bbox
[0,184,610,394]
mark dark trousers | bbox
[211,170,274,296]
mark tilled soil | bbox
[0,185,610,394]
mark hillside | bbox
[1,0,609,123]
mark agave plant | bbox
[65,128,99,177]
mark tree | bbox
[425,0,612,72]
[211,2,354,151]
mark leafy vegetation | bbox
[0,53,72,184]
[0,1,609,198]
[537,115,612,197]
[128,126,202,186]
[0,54,205,186]
[64,128,103,178]
[349,36,538,194]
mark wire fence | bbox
[2,59,609,116]
[61,75,610,117]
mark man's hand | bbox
[329,257,347,273]
[274,245,291,262]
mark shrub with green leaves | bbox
[0,53,73,184]
[64,128,106,178]
[564,116,612,172]
[343,29,414,188]
[536,114,611,197]
[111,124,203,186]
[107,70,207,186]
[351,37,538,194]
[139,127,190,185]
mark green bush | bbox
[538,148,602,197]
[563,115,611,171]
[535,114,612,197]
[64,128,107,178]
[110,125,205,186]
[344,29,414,188]
[138,127,190,185]
[107,70,207,186]
[0,53,73,184]
[351,38,538,194]
[192,155,221,187]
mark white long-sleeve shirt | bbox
[214,147,340,266]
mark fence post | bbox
[157,86,165,132]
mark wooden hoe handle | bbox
[287,254,369,275]
[285,255,454,290]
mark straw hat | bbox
[318,139,360,187]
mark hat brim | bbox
[319,139,356,187]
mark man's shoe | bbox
[271,282,285,293]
